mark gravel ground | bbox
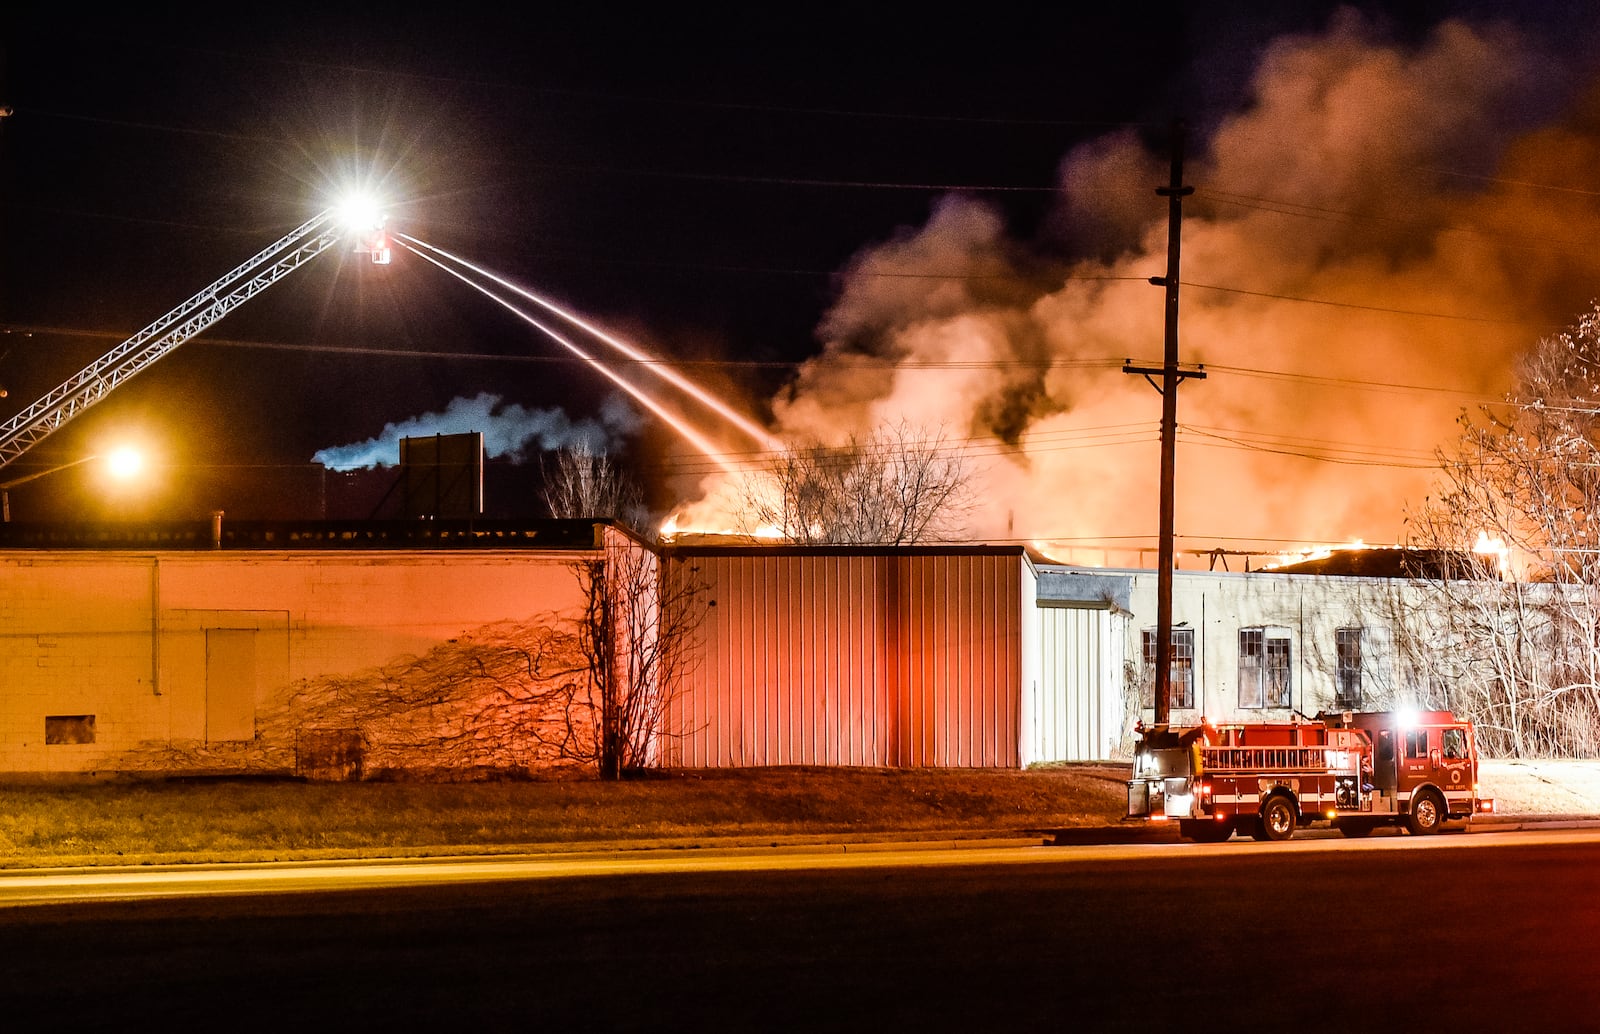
[1479,759,1600,815]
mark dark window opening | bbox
[45,715,96,745]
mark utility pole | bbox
[1124,119,1204,726]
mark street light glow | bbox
[105,445,143,480]
[1,444,146,521]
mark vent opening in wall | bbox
[45,715,96,744]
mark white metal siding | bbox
[668,551,1025,768]
[1018,558,1042,767]
[1035,605,1114,762]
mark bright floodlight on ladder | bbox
[333,192,392,265]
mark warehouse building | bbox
[0,520,1430,778]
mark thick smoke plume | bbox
[313,392,640,471]
[676,10,1600,561]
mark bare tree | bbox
[567,529,708,778]
[742,419,974,544]
[542,442,649,528]
[1404,302,1600,756]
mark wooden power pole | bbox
[1124,119,1204,726]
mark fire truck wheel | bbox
[1405,790,1445,835]
[1259,795,1298,841]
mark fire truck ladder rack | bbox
[1201,746,1362,774]
[0,211,342,471]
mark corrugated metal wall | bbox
[666,550,1027,768]
[1033,603,1116,762]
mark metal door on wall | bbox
[205,628,257,742]
[1036,605,1110,762]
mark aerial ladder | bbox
[0,209,390,472]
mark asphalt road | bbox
[2,829,1596,1032]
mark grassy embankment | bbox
[0,764,1131,869]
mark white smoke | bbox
[313,392,641,471]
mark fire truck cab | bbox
[1126,710,1494,842]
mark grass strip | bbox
[0,764,1130,868]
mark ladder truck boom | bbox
[0,210,350,471]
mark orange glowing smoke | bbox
[673,11,1600,558]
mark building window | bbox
[45,715,96,744]
[1239,628,1291,708]
[1142,627,1195,710]
[1336,627,1364,709]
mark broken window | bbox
[1142,626,1195,710]
[1239,628,1292,708]
[1336,627,1364,709]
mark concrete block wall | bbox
[0,550,592,775]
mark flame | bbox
[1030,540,1070,564]
[1260,539,1390,570]
[1472,531,1508,557]
[1472,531,1512,578]
[658,495,785,544]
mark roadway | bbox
[2,826,1597,1031]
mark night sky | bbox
[4,4,1598,545]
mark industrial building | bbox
[0,518,1434,779]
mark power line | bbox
[0,324,1512,406]
[1182,281,1545,326]
[1180,425,1440,468]
[1197,185,1600,263]
[1427,168,1600,198]
[1199,362,1505,403]
[650,423,1162,477]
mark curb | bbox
[4,818,1596,875]
[0,831,1054,876]
[1465,815,1600,833]
[1043,814,1600,846]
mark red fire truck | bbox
[1125,710,1495,841]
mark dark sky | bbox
[2,2,1594,524]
